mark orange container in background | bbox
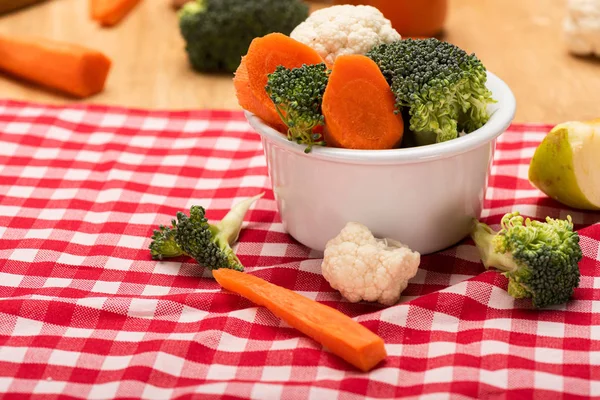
[332,0,448,38]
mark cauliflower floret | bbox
[564,0,600,56]
[321,222,420,306]
[290,5,401,66]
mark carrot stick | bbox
[322,54,404,150]
[243,33,325,132]
[212,269,387,372]
[90,0,141,27]
[233,56,287,133]
[0,34,112,98]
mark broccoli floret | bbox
[178,0,308,73]
[366,38,496,144]
[470,212,582,308]
[149,193,264,272]
[149,223,184,260]
[265,63,330,153]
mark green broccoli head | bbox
[470,212,582,308]
[174,206,244,271]
[265,63,330,153]
[179,0,309,74]
[149,193,264,272]
[366,38,496,144]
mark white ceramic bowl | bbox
[246,71,516,255]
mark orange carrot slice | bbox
[0,34,112,98]
[233,56,287,133]
[243,33,325,132]
[322,54,404,150]
[90,0,141,27]
[212,269,387,372]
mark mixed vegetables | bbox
[234,17,496,151]
[145,3,592,373]
[149,193,584,371]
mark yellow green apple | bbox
[529,120,600,210]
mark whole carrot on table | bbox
[0,34,112,98]
[0,0,46,15]
[89,0,141,27]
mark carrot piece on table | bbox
[90,0,141,27]
[322,54,404,150]
[0,0,47,15]
[242,33,325,132]
[0,34,112,98]
[212,269,387,372]
[233,56,287,133]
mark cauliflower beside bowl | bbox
[245,71,516,255]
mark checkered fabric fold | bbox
[0,100,599,399]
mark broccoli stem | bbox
[159,239,185,259]
[470,219,520,273]
[215,192,265,245]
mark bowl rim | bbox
[245,71,517,165]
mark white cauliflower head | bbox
[290,5,401,66]
[321,222,420,306]
[564,0,600,57]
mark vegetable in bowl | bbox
[265,63,330,153]
[289,4,401,66]
[366,38,496,145]
[235,30,497,152]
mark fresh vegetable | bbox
[179,0,309,74]
[529,120,600,210]
[290,5,401,66]
[233,57,287,133]
[366,38,495,144]
[171,0,187,9]
[0,34,112,98]
[242,33,325,134]
[213,268,388,372]
[322,54,404,150]
[346,0,448,38]
[0,0,46,15]
[564,0,600,57]
[321,222,420,306]
[90,0,141,27]
[149,193,263,272]
[266,63,330,153]
[470,212,582,308]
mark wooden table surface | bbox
[0,0,599,124]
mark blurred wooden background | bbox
[0,0,599,124]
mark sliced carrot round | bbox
[233,56,287,132]
[322,54,404,150]
[243,33,325,132]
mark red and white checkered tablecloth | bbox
[0,99,599,400]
